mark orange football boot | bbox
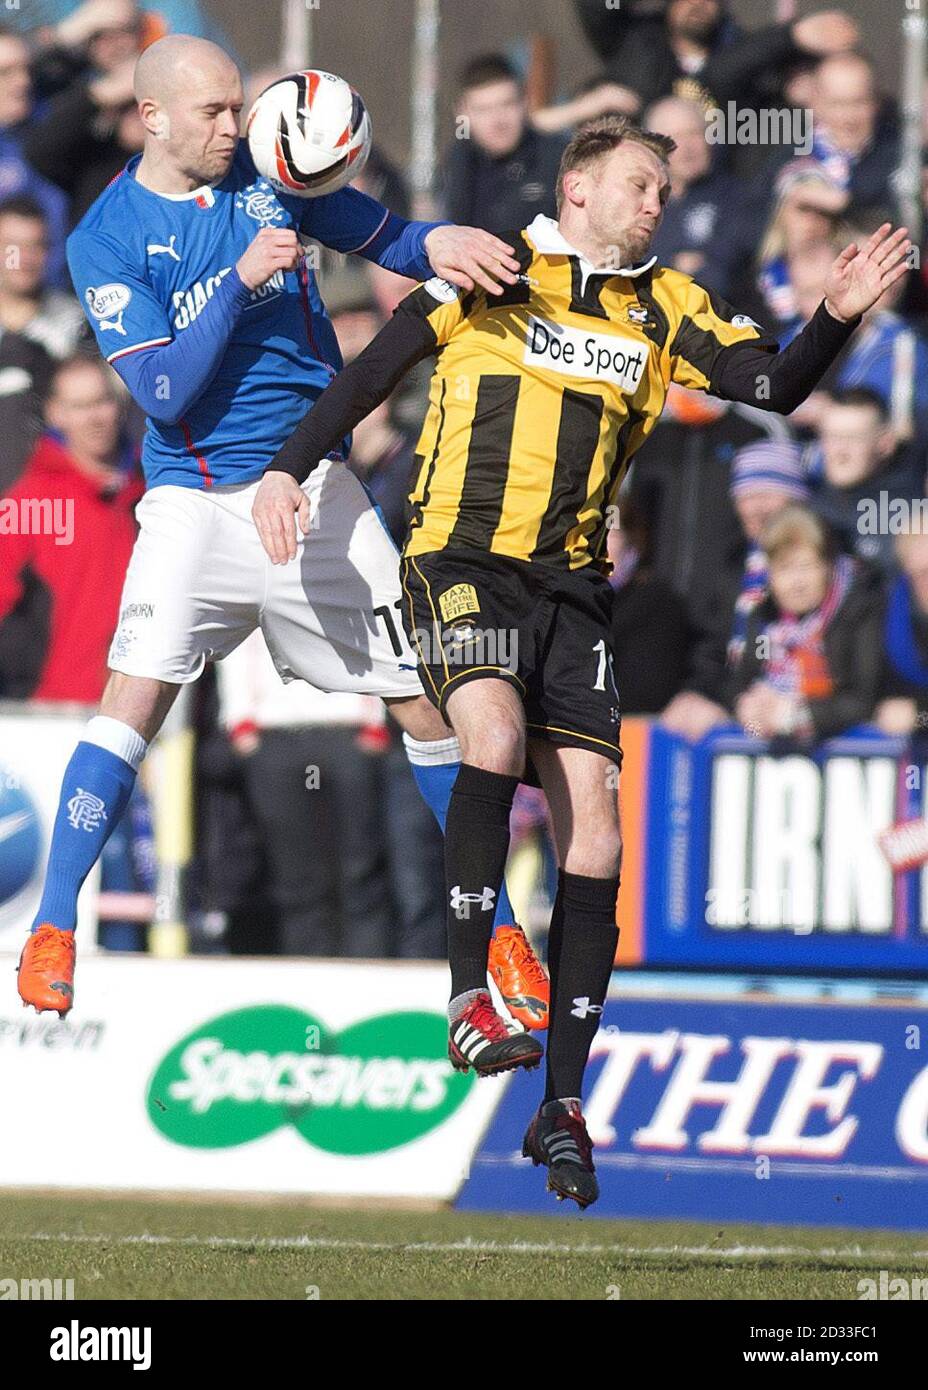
[17,925,76,1016]
[488,924,550,1030]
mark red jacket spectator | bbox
[0,432,141,701]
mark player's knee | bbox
[100,673,179,744]
[591,827,622,879]
[460,718,524,775]
[386,694,451,742]
[565,826,622,880]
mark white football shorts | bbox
[108,461,423,698]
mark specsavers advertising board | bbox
[0,956,503,1198]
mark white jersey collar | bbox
[524,213,657,291]
[157,184,217,205]
[128,155,219,205]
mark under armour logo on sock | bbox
[570,996,604,1020]
[66,789,108,833]
[450,885,496,918]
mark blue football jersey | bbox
[67,147,423,488]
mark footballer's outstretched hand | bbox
[237,228,302,291]
[423,225,521,297]
[252,471,312,565]
[824,223,913,323]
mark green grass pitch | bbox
[1,1192,925,1299]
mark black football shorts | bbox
[400,547,622,766]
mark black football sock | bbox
[542,870,566,1052]
[444,763,518,999]
[544,871,620,1103]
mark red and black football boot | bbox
[448,989,543,1077]
[522,1099,599,1209]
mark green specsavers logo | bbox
[146,1005,472,1154]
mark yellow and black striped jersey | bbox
[269,213,858,569]
[399,214,778,567]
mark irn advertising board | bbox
[457,992,928,1230]
[618,724,928,972]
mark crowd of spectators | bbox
[2,0,928,956]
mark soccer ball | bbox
[246,69,372,199]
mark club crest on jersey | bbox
[626,305,651,325]
[85,283,131,334]
[235,182,286,226]
[438,583,480,623]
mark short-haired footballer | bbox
[257,116,911,1207]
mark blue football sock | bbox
[403,734,517,929]
[33,718,147,933]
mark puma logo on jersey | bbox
[147,235,181,261]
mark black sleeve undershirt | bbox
[267,296,860,484]
[266,303,438,482]
[709,299,860,414]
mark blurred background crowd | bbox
[2,0,928,960]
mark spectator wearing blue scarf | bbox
[662,437,810,741]
[732,505,883,741]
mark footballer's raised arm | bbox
[664,276,852,417]
[301,185,520,296]
[684,224,913,415]
[708,301,859,415]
